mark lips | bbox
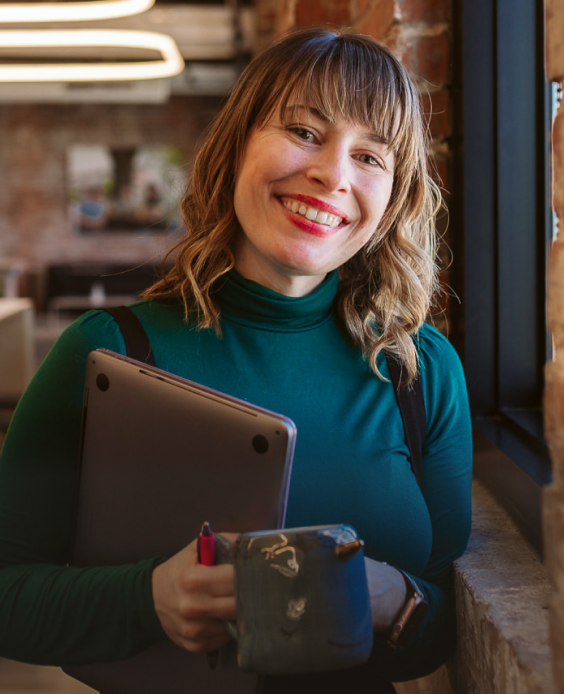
[279,195,348,229]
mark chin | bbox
[278,250,334,277]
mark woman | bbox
[0,28,472,692]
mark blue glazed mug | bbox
[215,524,374,674]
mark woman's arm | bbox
[0,311,166,664]
[364,559,407,633]
[0,308,241,665]
[367,326,473,681]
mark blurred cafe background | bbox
[0,1,253,690]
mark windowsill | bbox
[450,481,553,694]
[471,423,549,557]
[473,414,551,486]
[395,479,553,694]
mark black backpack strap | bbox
[103,306,156,367]
[386,355,426,491]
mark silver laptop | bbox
[66,348,297,694]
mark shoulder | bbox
[413,323,466,391]
[413,323,471,443]
[54,308,127,356]
[56,299,180,350]
[415,323,462,369]
[48,300,162,360]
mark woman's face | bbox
[232,102,395,297]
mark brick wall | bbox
[543,0,564,690]
[0,95,222,269]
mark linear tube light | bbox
[0,30,184,81]
[0,0,155,23]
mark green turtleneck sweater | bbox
[0,270,472,684]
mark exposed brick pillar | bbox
[544,0,564,690]
[254,0,395,50]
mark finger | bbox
[179,594,236,622]
[209,595,237,621]
[176,618,234,653]
[179,563,234,598]
[196,564,235,595]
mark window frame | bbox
[451,0,552,556]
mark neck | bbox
[241,271,327,297]
[233,257,327,297]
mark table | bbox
[0,298,34,402]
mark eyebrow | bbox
[282,104,391,146]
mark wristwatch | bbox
[386,570,429,649]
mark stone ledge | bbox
[396,482,553,694]
[451,482,553,694]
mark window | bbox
[452,0,551,555]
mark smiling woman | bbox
[0,27,472,694]
[231,107,395,297]
[148,28,440,384]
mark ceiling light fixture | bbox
[0,29,184,81]
[0,0,155,23]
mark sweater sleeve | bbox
[371,325,473,681]
[0,310,167,665]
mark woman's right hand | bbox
[151,534,239,653]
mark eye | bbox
[358,153,382,167]
[290,127,316,142]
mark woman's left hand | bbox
[364,558,407,633]
[151,534,239,653]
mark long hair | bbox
[144,28,442,383]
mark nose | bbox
[307,143,351,194]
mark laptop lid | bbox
[73,348,297,567]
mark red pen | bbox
[198,521,215,566]
[197,522,218,670]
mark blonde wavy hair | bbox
[144,27,442,383]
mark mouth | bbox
[280,196,347,229]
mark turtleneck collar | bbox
[215,268,339,332]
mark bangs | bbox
[252,32,420,168]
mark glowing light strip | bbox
[0,0,155,23]
[0,30,184,81]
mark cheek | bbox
[233,181,245,223]
[362,181,394,225]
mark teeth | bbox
[282,199,342,228]
[305,207,317,221]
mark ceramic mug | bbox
[215,524,374,674]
